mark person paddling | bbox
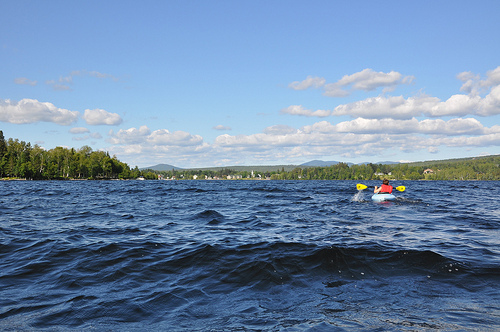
[374,179,393,194]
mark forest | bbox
[2,131,500,180]
[0,131,156,180]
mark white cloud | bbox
[14,77,37,86]
[332,87,500,119]
[69,127,90,134]
[108,126,204,148]
[147,129,203,146]
[335,68,414,91]
[108,125,151,144]
[281,105,331,117]
[0,98,79,125]
[107,126,210,167]
[333,117,488,136]
[213,125,231,131]
[458,66,500,94]
[427,94,481,117]
[484,66,500,87]
[288,67,500,121]
[427,86,500,117]
[288,76,326,90]
[301,121,336,133]
[290,69,414,97]
[323,83,350,97]
[208,117,500,164]
[477,85,500,116]
[332,95,440,119]
[83,108,123,125]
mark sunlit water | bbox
[1,180,499,331]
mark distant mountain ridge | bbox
[143,160,398,171]
[142,156,497,172]
[141,163,183,171]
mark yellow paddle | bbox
[356,183,406,192]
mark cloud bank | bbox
[286,67,500,119]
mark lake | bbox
[1,180,499,331]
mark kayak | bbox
[371,193,396,202]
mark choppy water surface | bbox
[1,180,499,331]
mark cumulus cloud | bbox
[108,126,204,148]
[428,94,482,117]
[83,109,123,125]
[288,76,326,90]
[108,125,151,144]
[148,129,203,146]
[285,67,500,121]
[107,117,500,167]
[332,87,500,119]
[281,105,331,117]
[335,69,414,91]
[106,126,210,167]
[333,117,489,136]
[477,85,500,116]
[289,69,414,97]
[332,95,440,119]
[458,66,500,94]
[14,77,37,86]
[0,98,79,125]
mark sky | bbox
[1,1,500,168]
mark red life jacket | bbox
[380,184,393,194]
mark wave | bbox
[1,238,497,330]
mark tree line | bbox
[151,156,500,181]
[0,131,156,180]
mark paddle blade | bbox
[395,186,406,192]
[357,183,368,190]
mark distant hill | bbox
[376,161,400,165]
[300,160,354,167]
[142,156,498,173]
[141,164,183,171]
[301,160,338,167]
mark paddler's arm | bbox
[374,186,381,193]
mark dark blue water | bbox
[1,180,499,331]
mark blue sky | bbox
[1,1,500,168]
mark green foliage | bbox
[0,132,140,180]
